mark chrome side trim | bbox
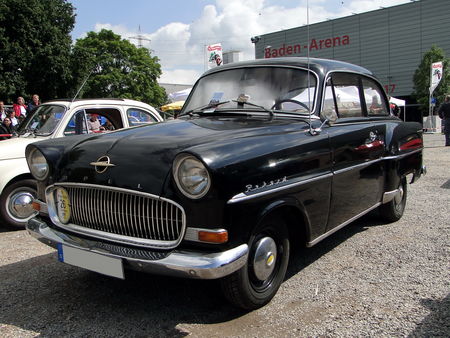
[382,189,400,204]
[227,173,333,204]
[27,217,248,280]
[383,148,423,160]
[333,158,382,175]
[306,202,381,247]
[228,148,423,205]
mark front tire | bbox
[379,177,407,222]
[220,215,290,310]
[0,179,37,228]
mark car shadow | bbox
[0,213,385,336]
[286,211,385,280]
[0,251,245,337]
[408,293,450,337]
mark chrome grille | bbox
[46,183,185,249]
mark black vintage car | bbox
[25,57,424,310]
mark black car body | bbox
[26,58,424,309]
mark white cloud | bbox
[91,0,410,85]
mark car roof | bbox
[201,57,374,78]
[41,98,157,111]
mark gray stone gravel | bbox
[0,133,449,337]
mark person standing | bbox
[438,94,450,146]
[13,96,27,117]
[27,94,40,113]
[0,101,6,121]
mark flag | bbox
[207,43,223,69]
[430,61,443,94]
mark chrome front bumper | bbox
[27,217,248,280]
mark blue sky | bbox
[69,0,411,85]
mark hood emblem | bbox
[90,156,116,173]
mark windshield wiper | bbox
[183,100,231,115]
[231,100,274,117]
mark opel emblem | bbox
[90,156,116,173]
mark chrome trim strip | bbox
[307,202,381,247]
[45,183,186,249]
[383,148,423,160]
[227,172,333,204]
[382,189,400,204]
[228,148,423,205]
[27,217,248,280]
[333,158,382,175]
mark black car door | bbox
[322,72,387,231]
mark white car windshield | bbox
[183,67,317,114]
[18,104,66,135]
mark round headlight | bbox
[173,154,211,199]
[28,148,49,180]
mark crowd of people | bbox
[0,94,40,140]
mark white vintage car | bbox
[0,98,163,228]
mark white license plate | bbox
[57,243,124,279]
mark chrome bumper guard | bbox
[27,217,248,280]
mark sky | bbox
[70,0,411,85]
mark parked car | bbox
[25,58,424,310]
[0,98,162,228]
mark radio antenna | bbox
[307,0,313,133]
[70,66,95,107]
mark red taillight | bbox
[399,138,423,150]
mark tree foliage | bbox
[412,45,450,113]
[0,0,75,102]
[71,29,166,107]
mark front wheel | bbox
[220,215,290,310]
[379,177,407,222]
[0,179,38,228]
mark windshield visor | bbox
[183,67,317,114]
[18,104,66,135]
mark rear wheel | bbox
[220,215,290,310]
[379,177,407,222]
[0,179,37,228]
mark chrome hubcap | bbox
[253,237,277,281]
[8,191,35,219]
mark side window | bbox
[363,79,389,115]
[64,110,87,136]
[324,73,363,119]
[127,108,158,126]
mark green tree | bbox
[0,0,75,103]
[70,29,166,107]
[412,45,450,113]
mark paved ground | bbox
[0,133,448,337]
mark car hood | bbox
[0,136,48,161]
[34,116,311,196]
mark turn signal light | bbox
[32,201,41,211]
[198,230,228,244]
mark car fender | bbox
[0,157,31,192]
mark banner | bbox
[430,61,443,94]
[206,43,223,69]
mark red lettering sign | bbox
[264,34,350,58]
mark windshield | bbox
[183,66,317,114]
[17,104,66,135]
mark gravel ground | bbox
[0,133,448,337]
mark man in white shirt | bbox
[87,114,104,132]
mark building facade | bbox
[253,0,449,120]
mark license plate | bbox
[57,243,124,279]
